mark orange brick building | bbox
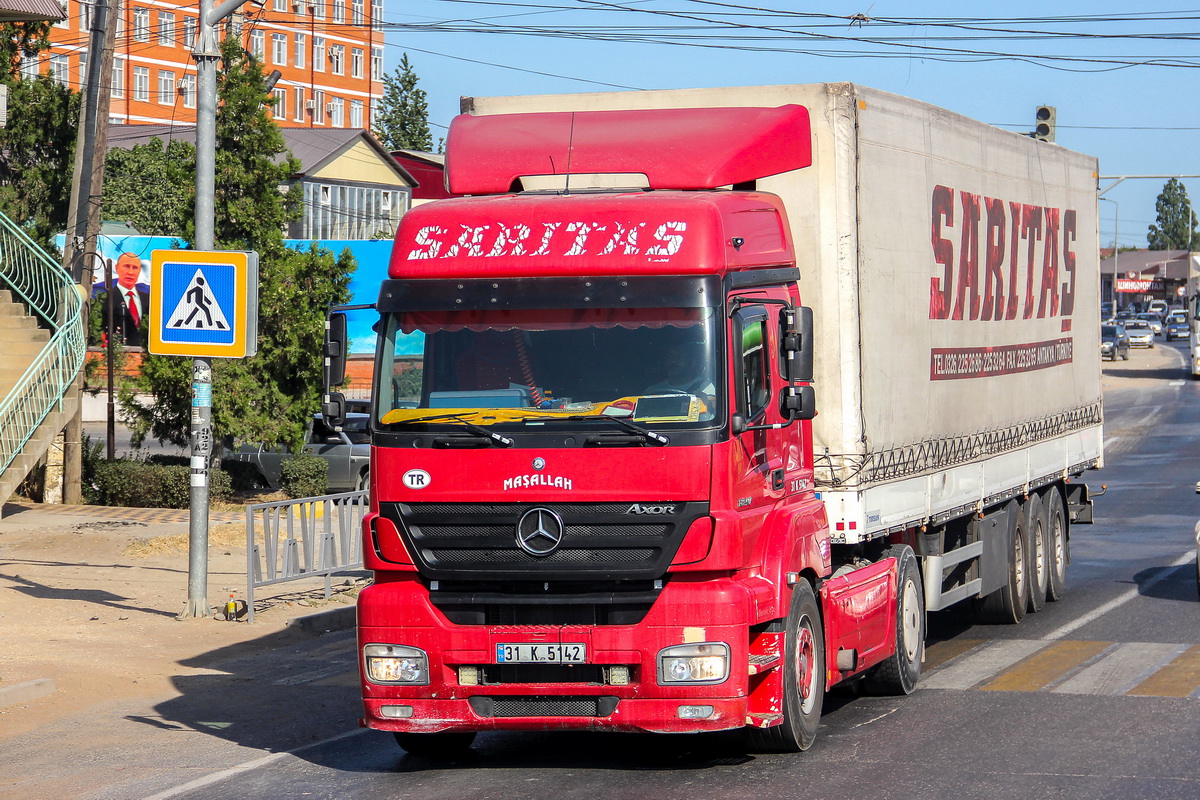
[38,0,383,128]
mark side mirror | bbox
[731,413,748,436]
[784,306,814,384]
[781,385,817,421]
[324,311,348,390]
[322,391,346,429]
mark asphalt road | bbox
[62,341,1200,798]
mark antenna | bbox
[563,113,576,196]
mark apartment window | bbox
[271,87,287,118]
[80,0,92,32]
[157,10,175,46]
[115,2,123,37]
[19,54,38,81]
[78,51,87,85]
[273,0,286,9]
[183,16,196,47]
[313,36,325,71]
[370,46,382,81]
[312,0,324,19]
[349,98,363,128]
[250,29,265,59]
[133,6,149,41]
[329,95,344,126]
[157,70,175,104]
[55,0,69,28]
[371,0,382,30]
[332,0,344,23]
[329,44,344,75]
[352,0,364,25]
[313,89,326,124]
[132,66,150,101]
[111,56,125,97]
[294,86,306,121]
[350,47,363,79]
[271,33,287,65]
[50,54,69,87]
[181,72,196,108]
[293,32,306,68]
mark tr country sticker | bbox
[402,469,431,490]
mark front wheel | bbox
[355,468,370,493]
[864,545,925,695]
[745,580,825,753]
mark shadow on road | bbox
[1132,561,1197,603]
[1103,363,1187,381]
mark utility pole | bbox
[180,0,258,619]
[62,0,118,504]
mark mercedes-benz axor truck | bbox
[321,83,1103,756]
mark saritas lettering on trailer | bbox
[929,185,1078,324]
[405,220,688,262]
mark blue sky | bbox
[376,1,1200,250]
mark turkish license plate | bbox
[495,643,586,663]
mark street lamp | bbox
[1100,196,1119,313]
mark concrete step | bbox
[0,393,79,505]
[0,314,45,330]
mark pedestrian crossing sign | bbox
[149,250,258,358]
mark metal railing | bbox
[0,213,86,483]
[245,489,369,622]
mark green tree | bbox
[0,72,79,249]
[121,37,354,454]
[102,138,195,236]
[1147,178,1199,251]
[371,53,433,151]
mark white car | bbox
[1123,320,1155,348]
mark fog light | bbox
[657,643,730,685]
[458,666,479,686]
[677,704,715,719]
[364,644,429,685]
[607,666,630,686]
[380,705,414,718]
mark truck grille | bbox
[378,501,708,583]
[468,696,619,718]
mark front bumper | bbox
[357,576,759,734]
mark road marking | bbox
[980,640,1112,692]
[1041,551,1195,641]
[920,639,1050,690]
[1052,641,1188,695]
[1127,644,1200,697]
[923,638,986,671]
[1169,380,1186,387]
[139,729,368,800]
[1103,436,1120,448]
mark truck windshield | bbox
[375,306,722,431]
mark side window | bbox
[736,311,771,422]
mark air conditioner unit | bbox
[305,99,315,109]
[325,102,334,113]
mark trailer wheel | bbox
[393,731,477,757]
[864,545,924,695]
[745,579,824,753]
[1045,488,1069,602]
[1026,494,1048,613]
[976,501,1028,624]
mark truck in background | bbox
[322,83,1102,755]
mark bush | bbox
[280,454,328,499]
[221,459,269,492]
[88,457,232,508]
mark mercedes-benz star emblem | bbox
[516,507,564,556]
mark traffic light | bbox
[1034,105,1056,142]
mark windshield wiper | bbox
[515,414,669,446]
[390,412,514,447]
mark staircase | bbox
[0,214,86,504]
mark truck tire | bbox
[975,501,1028,624]
[745,579,824,753]
[864,545,924,695]
[393,731,477,757]
[1045,487,1069,602]
[1025,494,1048,613]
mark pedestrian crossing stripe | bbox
[166,268,230,332]
[923,638,1200,698]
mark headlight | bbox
[364,643,429,684]
[658,643,730,685]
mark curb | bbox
[286,603,356,634]
[0,678,57,710]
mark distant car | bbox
[1166,318,1190,341]
[1124,320,1155,348]
[226,412,371,493]
[1135,313,1163,336]
[1148,300,1169,317]
[1101,324,1130,361]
